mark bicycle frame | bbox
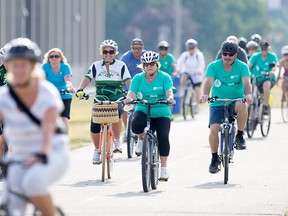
[99,123,114,161]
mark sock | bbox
[212,152,218,159]
[237,130,243,137]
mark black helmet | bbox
[4,38,41,62]
[251,34,262,43]
[221,40,238,54]
[238,37,247,50]
[260,41,269,48]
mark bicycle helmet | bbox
[185,39,198,47]
[238,37,247,50]
[0,43,11,58]
[221,40,238,54]
[140,51,159,63]
[246,41,258,49]
[281,45,288,55]
[4,38,41,62]
[99,39,118,54]
[251,34,262,43]
[158,40,169,48]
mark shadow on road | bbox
[191,181,240,189]
[63,179,114,187]
[114,157,140,163]
[107,190,162,198]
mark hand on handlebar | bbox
[245,94,253,104]
[76,89,85,99]
[124,97,134,105]
[200,95,209,104]
[167,96,176,105]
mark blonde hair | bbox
[43,48,67,63]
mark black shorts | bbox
[61,99,72,119]
[257,78,276,93]
[181,72,202,89]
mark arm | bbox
[78,77,91,90]
[166,88,176,105]
[125,79,131,90]
[201,76,214,103]
[277,60,283,81]
[242,76,253,104]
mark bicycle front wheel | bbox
[101,125,108,182]
[151,140,160,190]
[127,113,135,158]
[107,135,114,179]
[246,104,256,138]
[281,94,288,123]
[182,88,193,120]
[260,105,271,137]
[223,128,230,184]
[141,134,151,192]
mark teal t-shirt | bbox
[159,53,175,76]
[249,52,278,83]
[206,59,250,107]
[130,70,173,119]
[42,62,73,99]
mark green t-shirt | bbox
[159,53,175,76]
[130,70,173,119]
[248,52,278,83]
[206,59,250,107]
[0,65,7,86]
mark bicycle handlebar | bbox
[127,99,170,106]
[208,96,246,103]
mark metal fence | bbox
[0,0,105,85]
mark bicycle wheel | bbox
[151,140,160,190]
[246,104,256,138]
[127,113,135,158]
[182,88,192,120]
[190,92,195,119]
[141,134,151,192]
[101,125,108,182]
[281,94,288,123]
[223,128,229,184]
[260,105,271,137]
[107,134,114,179]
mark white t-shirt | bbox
[176,50,205,83]
[0,80,67,155]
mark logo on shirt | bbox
[214,79,221,88]
[230,75,239,79]
[153,86,163,91]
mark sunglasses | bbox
[102,50,115,55]
[132,47,142,51]
[159,46,168,50]
[222,52,235,57]
[261,48,268,51]
[143,62,156,67]
[49,55,60,59]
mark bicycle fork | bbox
[220,124,235,163]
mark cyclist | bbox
[0,38,68,215]
[42,48,74,128]
[248,41,278,114]
[216,35,248,64]
[277,45,288,101]
[158,41,176,77]
[201,40,253,174]
[251,33,262,52]
[246,41,258,60]
[76,39,131,164]
[238,37,248,53]
[125,51,175,180]
[177,39,205,113]
[120,38,145,143]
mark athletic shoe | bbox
[92,150,101,165]
[135,140,143,156]
[209,157,221,174]
[159,167,170,181]
[234,135,246,150]
[113,140,122,153]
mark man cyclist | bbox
[120,38,145,143]
[246,41,258,60]
[177,39,205,114]
[251,34,262,52]
[158,41,176,77]
[238,37,248,53]
[248,41,278,114]
[201,40,253,174]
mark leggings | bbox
[132,111,171,157]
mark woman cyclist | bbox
[76,39,131,164]
[0,38,69,215]
[125,51,176,181]
[277,45,288,101]
[246,41,258,59]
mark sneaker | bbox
[113,140,122,153]
[159,167,169,181]
[234,135,246,150]
[92,150,101,165]
[209,157,221,174]
[135,140,143,156]
[194,104,200,114]
[122,132,127,143]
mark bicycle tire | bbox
[141,134,151,192]
[190,92,195,119]
[246,104,256,138]
[127,113,135,158]
[223,128,229,184]
[151,140,160,190]
[260,105,271,137]
[107,135,113,179]
[182,89,192,120]
[101,125,108,182]
[281,95,288,123]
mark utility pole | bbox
[173,0,182,58]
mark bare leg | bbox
[160,156,168,167]
[30,195,55,216]
[122,111,127,129]
[235,101,248,131]
[282,79,286,99]
[209,124,220,153]
[112,119,122,140]
[194,86,201,104]
[90,132,100,149]
[0,135,5,159]
[263,81,271,106]
[180,75,188,97]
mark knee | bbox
[90,121,101,133]
[131,112,147,134]
[210,125,219,136]
[236,102,247,113]
[263,81,271,91]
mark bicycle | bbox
[208,96,246,184]
[246,74,272,138]
[85,93,124,182]
[128,99,170,192]
[125,107,137,158]
[0,159,65,216]
[182,74,197,120]
[281,77,288,123]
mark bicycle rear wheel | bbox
[127,113,135,158]
[281,94,288,123]
[246,104,256,138]
[260,105,271,137]
[151,140,160,190]
[182,88,193,120]
[141,134,151,192]
[101,125,108,182]
[223,128,229,184]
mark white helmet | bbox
[99,39,118,54]
[158,40,169,48]
[0,43,11,58]
[246,41,258,49]
[185,38,198,47]
[281,45,288,55]
[140,51,159,63]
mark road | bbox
[51,108,287,215]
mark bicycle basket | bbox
[92,102,119,124]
